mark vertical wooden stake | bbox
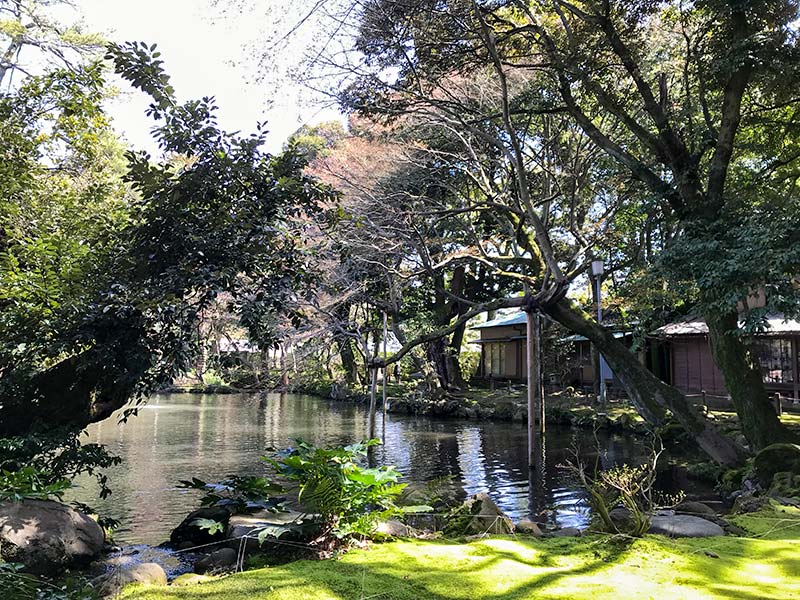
[526,309,539,468]
[368,366,377,440]
[536,313,545,434]
[382,312,388,420]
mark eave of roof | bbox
[652,313,800,337]
[472,311,528,329]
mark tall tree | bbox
[0,44,332,435]
[0,0,104,87]
[285,0,764,464]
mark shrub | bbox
[268,439,429,539]
[0,428,121,500]
[0,467,71,502]
[561,432,683,536]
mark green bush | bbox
[0,429,121,500]
[0,467,71,502]
[268,439,430,539]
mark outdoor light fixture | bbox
[591,259,604,277]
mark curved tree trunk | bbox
[705,311,796,449]
[544,298,746,466]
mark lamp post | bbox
[591,259,608,407]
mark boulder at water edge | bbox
[169,506,231,548]
[648,512,725,537]
[95,562,167,597]
[0,499,104,574]
[444,492,514,536]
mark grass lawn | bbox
[123,506,800,600]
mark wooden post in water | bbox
[526,308,541,469]
[382,312,388,419]
[368,366,378,439]
[538,314,545,434]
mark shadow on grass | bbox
[123,534,800,600]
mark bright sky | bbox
[73,0,344,154]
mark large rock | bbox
[648,512,725,537]
[608,506,633,531]
[444,493,514,536]
[753,443,800,488]
[0,499,104,573]
[194,547,238,574]
[169,506,231,548]
[96,563,167,597]
[515,519,543,535]
[376,519,412,537]
[673,500,717,517]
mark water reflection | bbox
[68,392,647,545]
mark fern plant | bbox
[267,439,429,539]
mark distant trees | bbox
[0,0,104,86]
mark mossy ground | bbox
[123,506,799,600]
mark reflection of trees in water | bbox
[67,393,654,544]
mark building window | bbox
[484,343,505,377]
[752,338,794,384]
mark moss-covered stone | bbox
[769,471,800,499]
[443,493,514,536]
[753,443,800,487]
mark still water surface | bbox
[68,392,647,545]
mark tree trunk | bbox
[336,337,359,386]
[427,336,466,391]
[544,298,746,466]
[705,311,796,449]
[390,319,441,395]
[280,344,289,388]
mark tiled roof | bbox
[653,313,800,337]
[472,311,528,329]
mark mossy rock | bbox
[443,493,514,536]
[171,573,216,586]
[769,471,800,499]
[753,443,800,488]
[720,466,748,494]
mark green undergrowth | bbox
[123,506,800,600]
[729,501,800,539]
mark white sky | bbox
[72,0,344,154]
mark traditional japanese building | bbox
[652,314,800,400]
[473,310,800,400]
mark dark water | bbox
[67,392,649,545]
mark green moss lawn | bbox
[123,505,799,600]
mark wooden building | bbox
[652,314,800,400]
[474,310,800,400]
[472,312,529,380]
[472,310,632,388]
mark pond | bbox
[68,392,654,545]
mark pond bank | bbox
[119,503,800,600]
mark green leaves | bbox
[255,522,304,546]
[105,42,175,113]
[267,438,407,539]
[190,518,226,536]
[0,467,71,502]
[177,475,285,514]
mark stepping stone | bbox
[649,513,725,537]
